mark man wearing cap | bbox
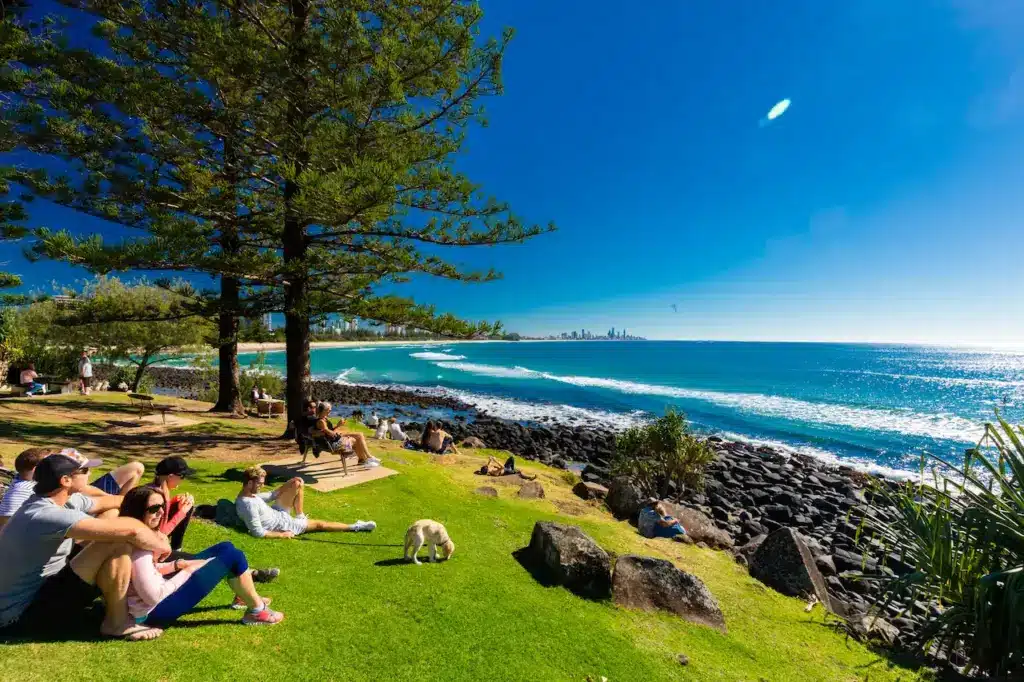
[0,452,170,641]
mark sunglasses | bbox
[145,504,166,515]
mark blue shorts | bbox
[91,473,120,495]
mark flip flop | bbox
[102,624,164,641]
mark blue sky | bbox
[4,0,1024,344]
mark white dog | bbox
[404,519,455,565]
[374,418,389,440]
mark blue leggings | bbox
[144,542,249,624]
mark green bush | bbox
[196,351,283,405]
[612,409,715,498]
[106,364,154,393]
[861,413,1024,677]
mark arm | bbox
[0,517,8,530]
[130,553,194,608]
[236,498,268,538]
[81,492,123,513]
[159,495,193,535]
[67,516,172,554]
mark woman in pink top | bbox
[120,488,283,626]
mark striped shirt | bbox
[0,478,36,518]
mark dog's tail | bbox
[402,527,413,559]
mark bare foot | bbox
[101,623,164,641]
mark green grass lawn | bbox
[0,403,930,681]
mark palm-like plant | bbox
[862,413,1024,677]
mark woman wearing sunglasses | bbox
[119,488,284,626]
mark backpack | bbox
[214,498,244,529]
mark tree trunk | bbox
[131,358,150,393]
[281,0,312,436]
[210,280,243,414]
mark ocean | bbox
[238,341,1024,478]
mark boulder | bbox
[526,522,612,599]
[573,481,609,501]
[474,486,498,497]
[518,481,545,499]
[605,477,644,521]
[749,527,830,606]
[461,436,486,448]
[612,555,726,632]
[733,534,767,561]
[662,502,735,550]
[849,615,900,646]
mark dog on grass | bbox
[403,519,455,565]
[374,418,389,440]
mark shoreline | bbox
[236,338,580,353]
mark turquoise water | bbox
[239,341,1024,477]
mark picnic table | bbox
[256,398,286,418]
[127,393,175,424]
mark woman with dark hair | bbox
[313,402,379,467]
[120,488,283,626]
[423,421,460,456]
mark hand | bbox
[154,532,172,561]
[178,493,195,514]
[178,559,206,573]
[279,532,295,539]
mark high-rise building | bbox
[262,313,273,330]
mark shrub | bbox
[861,413,1024,677]
[611,409,715,499]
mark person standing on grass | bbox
[119,488,283,627]
[235,466,376,539]
[0,453,169,641]
[78,351,93,395]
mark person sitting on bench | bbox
[19,363,45,397]
[313,402,380,467]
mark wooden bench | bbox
[127,393,174,424]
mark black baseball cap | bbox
[34,454,93,495]
[155,456,196,478]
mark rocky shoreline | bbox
[137,364,924,647]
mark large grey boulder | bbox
[749,527,830,605]
[605,477,644,521]
[613,555,726,632]
[526,522,612,599]
[663,502,735,550]
[573,481,609,501]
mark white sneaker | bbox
[365,457,381,467]
[351,520,376,532]
[296,513,308,521]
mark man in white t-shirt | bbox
[388,420,408,442]
[0,453,170,640]
[235,466,376,539]
[0,448,50,530]
[78,351,93,394]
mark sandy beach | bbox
[235,338,559,353]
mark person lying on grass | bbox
[235,466,376,539]
[0,453,170,641]
[0,448,144,529]
[314,402,381,467]
[120,488,283,627]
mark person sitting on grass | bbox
[235,466,376,539]
[144,456,196,552]
[120,487,283,627]
[0,452,170,641]
[423,421,460,456]
[0,448,144,525]
[388,419,408,442]
[0,448,51,530]
[638,501,687,540]
[314,402,380,467]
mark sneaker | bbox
[241,607,284,625]
[351,520,376,533]
[251,567,281,584]
[365,457,381,468]
[295,513,308,521]
[232,596,272,610]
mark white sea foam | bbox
[827,369,1024,390]
[410,352,467,361]
[433,362,540,379]
[334,367,357,383]
[432,361,985,443]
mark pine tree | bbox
[2,0,551,425]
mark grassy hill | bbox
[0,394,929,681]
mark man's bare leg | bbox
[70,542,163,640]
[304,519,357,533]
[109,461,145,495]
[272,478,304,516]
